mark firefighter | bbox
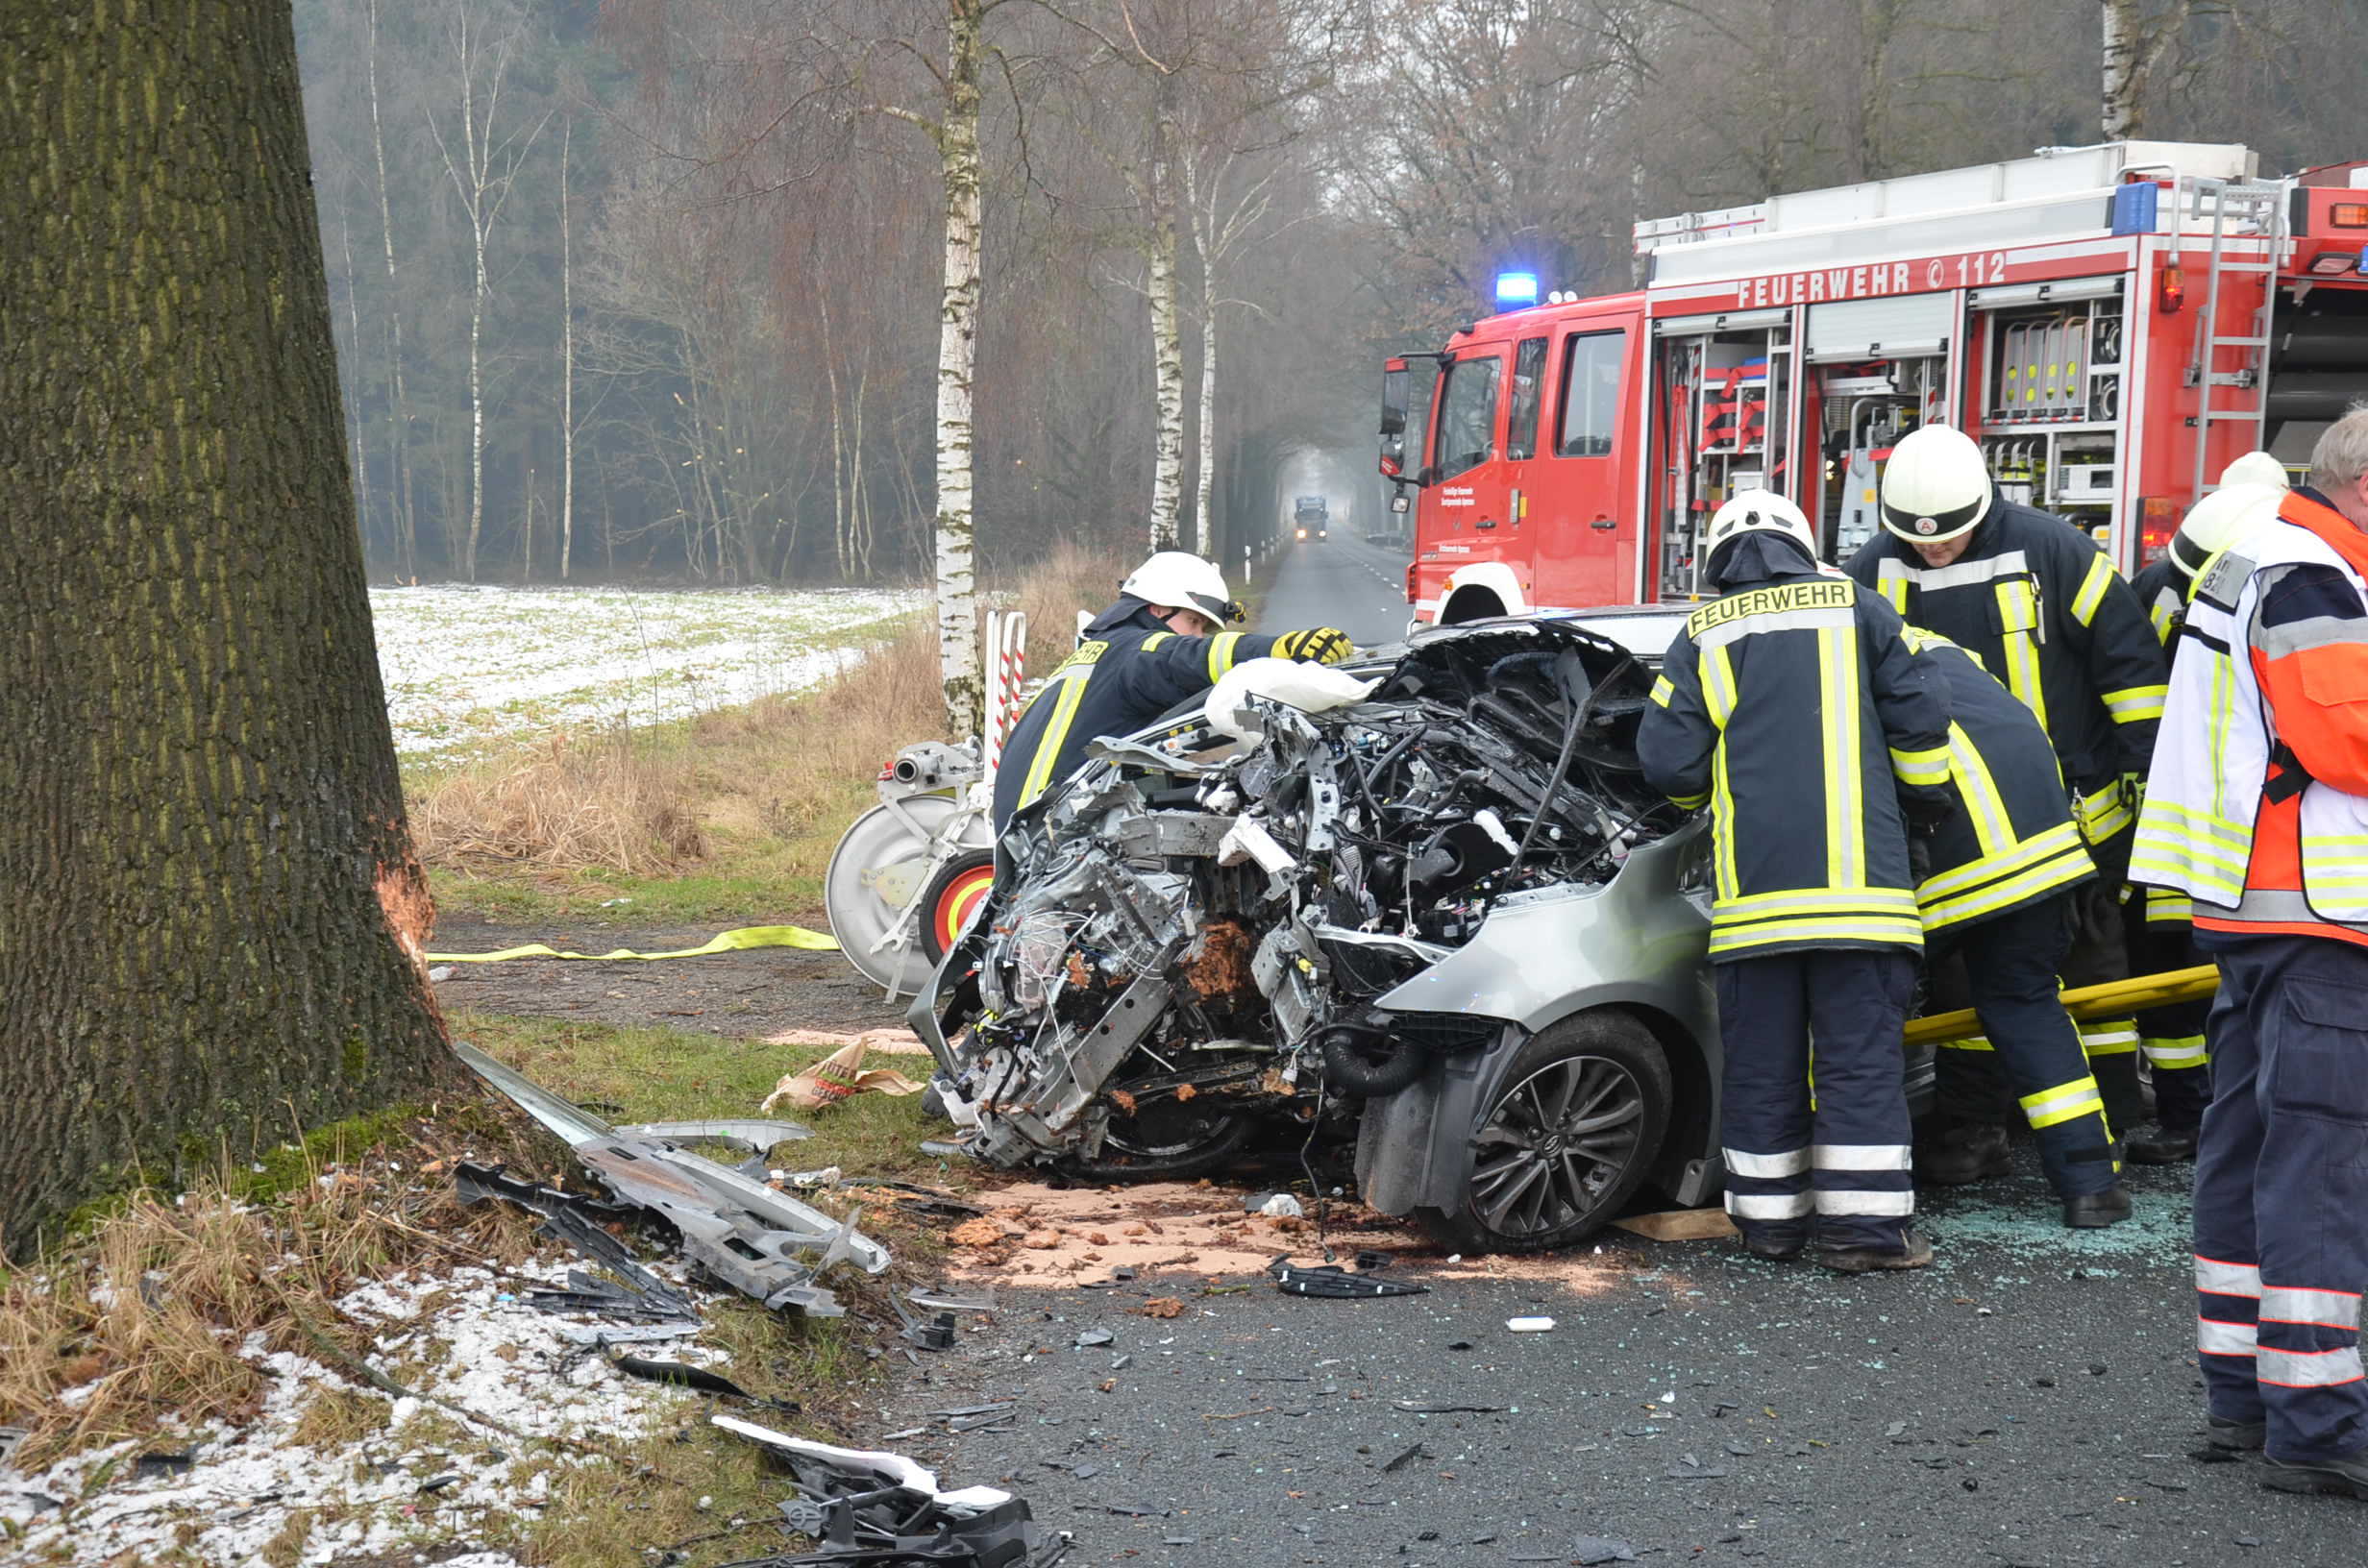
[1640,489,1953,1273]
[2133,415,2368,1495]
[1897,625,2130,1227]
[1845,424,2168,1180]
[990,551,1352,832]
[2121,458,2290,1164]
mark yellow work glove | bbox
[1273,626,1354,665]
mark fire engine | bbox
[1380,140,2368,625]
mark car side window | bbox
[1433,355,1502,479]
[1556,330,1626,458]
[1506,336,1548,460]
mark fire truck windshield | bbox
[1433,355,1500,478]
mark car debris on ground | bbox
[715,1414,1068,1566]
[456,1041,887,1317]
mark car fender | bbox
[1355,820,1720,1214]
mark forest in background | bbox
[295,0,2368,587]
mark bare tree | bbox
[424,0,548,581]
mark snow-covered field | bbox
[371,585,923,762]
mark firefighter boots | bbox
[2263,1451,2368,1499]
[2062,1185,2134,1229]
[1917,1121,2011,1186]
[1814,1226,1935,1274]
[2128,1128,2201,1164]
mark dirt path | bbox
[428,913,912,1037]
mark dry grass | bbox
[408,723,709,877]
[0,1133,537,1471]
[410,546,1128,914]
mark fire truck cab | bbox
[1382,140,2368,625]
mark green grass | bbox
[454,1012,958,1185]
[427,860,838,928]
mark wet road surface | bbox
[1256,534,1416,649]
[878,1150,2360,1568]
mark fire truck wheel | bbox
[918,850,997,966]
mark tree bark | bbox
[0,0,456,1250]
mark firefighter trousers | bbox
[2192,935,2368,1464]
[2127,908,2211,1134]
[1927,898,2119,1197]
[1932,843,2143,1136]
[1716,948,1919,1255]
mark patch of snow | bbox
[0,1259,742,1567]
[370,583,924,760]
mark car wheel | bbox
[1416,1011,1672,1254]
[1059,1091,1257,1182]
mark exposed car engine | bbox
[912,618,1714,1251]
[914,615,1714,1250]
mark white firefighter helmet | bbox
[2170,482,2287,578]
[1880,425,1994,544]
[2220,451,2290,492]
[1705,488,1817,565]
[1121,551,1242,625]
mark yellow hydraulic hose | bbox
[1902,964,2219,1049]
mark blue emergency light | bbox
[1493,271,1540,308]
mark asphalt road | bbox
[1256,534,1417,649]
[880,1150,2362,1568]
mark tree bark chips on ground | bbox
[0,0,458,1250]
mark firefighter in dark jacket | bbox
[1845,424,2169,1177]
[1900,626,2132,1228]
[990,551,1351,832]
[2119,458,2287,1164]
[1641,489,1954,1273]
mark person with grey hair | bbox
[2132,404,2368,1496]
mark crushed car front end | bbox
[910,616,1726,1252]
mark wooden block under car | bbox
[1612,1207,1739,1242]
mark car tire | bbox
[1415,1010,1673,1255]
[1058,1092,1258,1182]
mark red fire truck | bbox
[1381,139,2368,625]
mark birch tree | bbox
[424,0,548,581]
[2101,0,2196,139]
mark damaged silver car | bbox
[911,614,1793,1254]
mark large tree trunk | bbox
[1147,86,1185,552]
[0,0,456,1251]
[932,0,986,739]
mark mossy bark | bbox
[0,0,456,1251]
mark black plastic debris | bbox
[1380,1442,1428,1474]
[415,1472,463,1495]
[608,1354,785,1407]
[454,1164,701,1325]
[132,1448,197,1481]
[1393,1400,1507,1414]
[713,1413,1061,1567]
[1273,1262,1426,1299]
